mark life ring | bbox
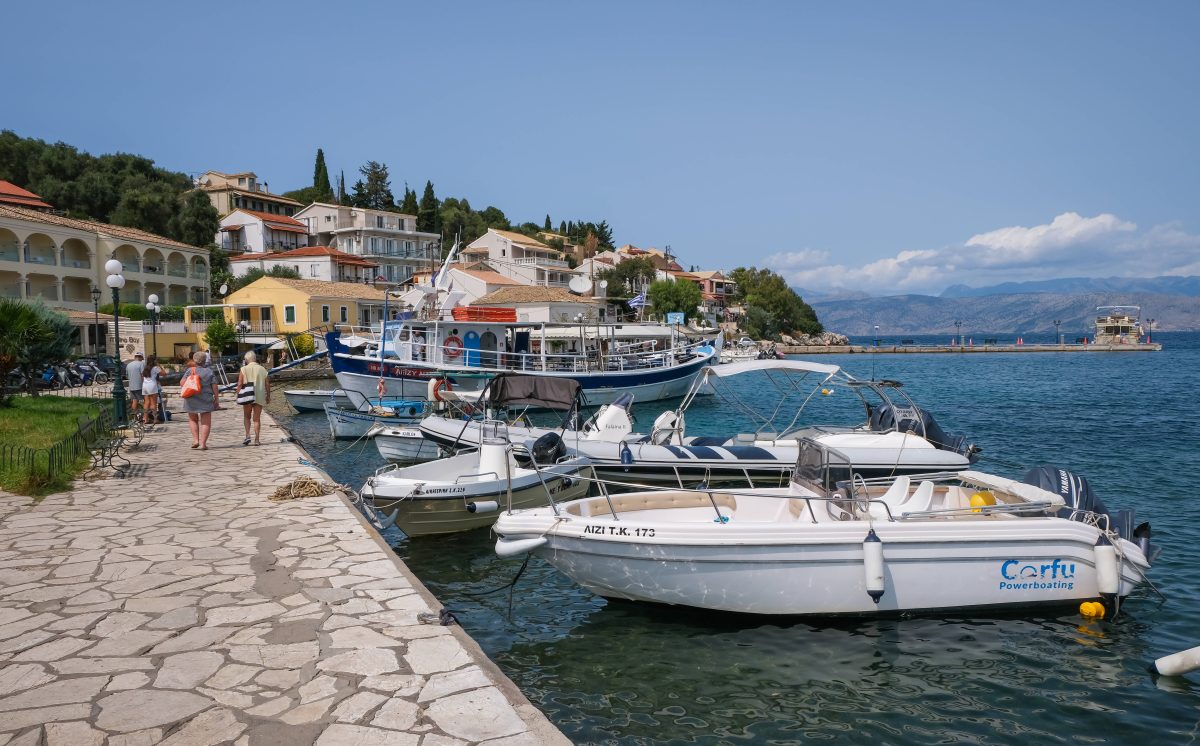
[429,378,453,402]
[442,335,463,359]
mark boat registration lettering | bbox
[582,525,655,538]
[998,558,1075,590]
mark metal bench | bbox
[80,412,129,476]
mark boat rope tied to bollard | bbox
[1151,644,1200,677]
[863,529,886,603]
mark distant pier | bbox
[776,342,1163,355]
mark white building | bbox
[195,171,302,217]
[217,210,308,255]
[462,229,580,288]
[471,286,600,324]
[228,246,379,284]
[293,203,439,285]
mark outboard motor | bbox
[1021,466,1152,563]
[870,403,977,461]
[530,432,567,465]
[583,393,635,442]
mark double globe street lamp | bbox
[145,294,161,358]
[90,285,102,356]
[104,259,128,427]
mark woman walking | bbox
[141,355,162,425]
[182,351,220,449]
[236,351,270,446]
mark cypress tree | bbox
[417,181,439,233]
[313,148,333,201]
[544,214,552,231]
[400,186,419,215]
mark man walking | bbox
[126,351,145,421]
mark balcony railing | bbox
[62,257,91,270]
[0,247,19,262]
[514,257,569,268]
[23,252,57,266]
[168,266,188,277]
[190,319,276,334]
[192,268,209,279]
[361,248,435,260]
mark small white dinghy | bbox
[361,428,591,537]
[285,389,352,412]
[371,424,442,462]
[494,439,1155,616]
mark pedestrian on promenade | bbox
[235,351,270,446]
[126,352,145,422]
[141,355,162,425]
[182,351,219,449]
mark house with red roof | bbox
[0,180,53,211]
[217,209,309,255]
[228,246,380,284]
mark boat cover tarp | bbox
[703,359,841,378]
[486,374,580,411]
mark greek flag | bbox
[627,291,647,308]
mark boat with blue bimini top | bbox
[420,361,979,487]
[493,438,1157,616]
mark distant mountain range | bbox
[810,292,1200,336]
[796,275,1200,335]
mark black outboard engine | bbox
[1021,466,1153,563]
[869,403,978,461]
[530,432,567,465]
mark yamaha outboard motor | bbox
[869,403,978,461]
[1021,466,1153,563]
[530,432,567,465]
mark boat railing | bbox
[454,471,500,484]
[387,336,713,372]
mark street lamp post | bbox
[1053,319,1061,346]
[90,285,101,356]
[145,294,160,358]
[104,259,128,427]
[873,325,880,347]
[237,321,249,352]
[954,320,962,347]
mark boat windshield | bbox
[792,438,855,494]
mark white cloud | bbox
[762,212,1200,296]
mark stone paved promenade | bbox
[0,402,568,745]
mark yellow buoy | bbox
[821,388,833,396]
[1079,601,1106,619]
[969,490,996,513]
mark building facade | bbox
[0,204,211,311]
[462,229,579,288]
[228,246,378,284]
[293,203,439,285]
[195,171,302,217]
[217,210,309,255]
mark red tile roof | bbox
[227,209,306,228]
[0,180,52,209]
[229,246,378,267]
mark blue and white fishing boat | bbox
[326,322,719,406]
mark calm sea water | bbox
[269,332,1200,745]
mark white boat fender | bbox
[1151,644,1200,677]
[496,535,548,558]
[1095,534,1120,597]
[863,529,886,604]
[620,442,634,471]
[467,500,499,514]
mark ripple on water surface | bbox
[270,332,1200,745]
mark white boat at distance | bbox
[284,389,352,412]
[372,424,442,462]
[1093,305,1162,349]
[494,439,1155,616]
[420,361,978,486]
[361,429,590,537]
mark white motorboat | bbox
[372,424,443,462]
[494,440,1155,616]
[420,362,978,486]
[324,398,425,439]
[284,388,352,412]
[1092,305,1162,349]
[361,430,591,537]
[720,338,760,364]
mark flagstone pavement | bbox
[0,400,568,745]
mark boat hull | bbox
[374,427,442,462]
[498,511,1147,615]
[324,403,422,439]
[284,389,351,412]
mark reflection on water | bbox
[270,332,1200,744]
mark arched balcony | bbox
[60,238,92,271]
[0,270,20,298]
[168,285,190,306]
[191,256,208,280]
[143,281,168,306]
[166,251,188,278]
[111,244,140,273]
[62,276,95,304]
[0,228,18,263]
[119,279,142,305]
[23,233,57,266]
[26,273,60,302]
[142,248,165,277]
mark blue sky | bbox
[8,1,1199,295]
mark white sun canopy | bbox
[702,359,842,379]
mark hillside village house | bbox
[195,171,302,217]
[0,202,210,312]
[462,229,580,288]
[186,277,390,348]
[293,203,439,285]
[229,246,379,284]
[693,270,737,319]
[217,209,308,255]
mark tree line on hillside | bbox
[0,130,219,248]
[283,152,615,256]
